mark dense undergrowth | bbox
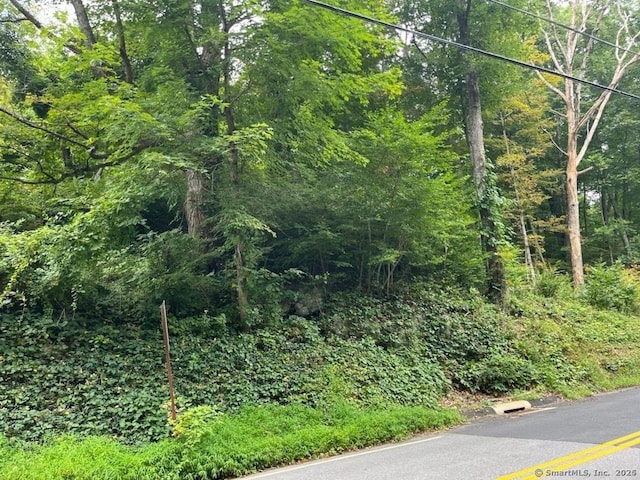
[1,271,640,479]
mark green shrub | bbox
[313,340,449,408]
[323,293,422,348]
[171,405,222,448]
[455,350,540,394]
[414,289,511,365]
[535,269,572,299]
[325,286,510,364]
[583,264,639,313]
[0,313,170,444]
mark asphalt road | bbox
[237,387,640,480]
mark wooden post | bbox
[160,301,177,422]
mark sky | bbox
[30,1,74,26]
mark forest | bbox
[1,0,640,478]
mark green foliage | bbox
[583,264,639,313]
[0,308,450,444]
[319,286,555,395]
[0,435,168,480]
[171,405,222,449]
[535,269,573,299]
[0,403,461,480]
[88,229,220,321]
[325,286,510,365]
[2,276,640,477]
[164,402,460,479]
[4,275,640,446]
[0,159,191,317]
[0,0,485,322]
[504,276,640,395]
[0,312,170,444]
[414,289,509,365]
[457,350,539,395]
[0,2,639,473]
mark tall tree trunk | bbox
[69,0,96,48]
[184,170,205,237]
[221,5,239,185]
[539,0,640,286]
[609,193,632,257]
[234,243,248,323]
[112,0,133,84]
[530,220,547,265]
[600,184,608,225]
[180,11,222,235]
[220,1,248,325]
[582,182,588,236]
[519,212,535,283]
[458,0,505,301]
[565,91,584,286]
[466,70,505,301]
[623,178,630,220]
[566,153,583,284]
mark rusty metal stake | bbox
[160,300,177,422]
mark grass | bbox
[0,402,462,480]
[0,436,157,480]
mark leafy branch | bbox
[6,0,82,54]
[0,105,89,151]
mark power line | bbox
[485,0,640,59]
[303,0,640,101]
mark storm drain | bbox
[491,400,532,415]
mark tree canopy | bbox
[1,0,639,325]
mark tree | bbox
[0,0,423,323]
[578,74,640,265]
[395,0,538,300]
[537,0,640,286]
[486,79,559,282]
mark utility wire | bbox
[303,0,640,101]
[485,0,640,58]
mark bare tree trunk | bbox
[565,91,584,287]
[623,182,629,221]
[582,182,588,236]
[519,212,536,283]
[457,0,505,301]
[566,168,583,284]
[7,0,42,28]
[234,243,248,324]
[69,0,96,48]
[184,170,205,237]
[221,4,239,185]
[466,69,505,301]
[609,193,632,257]
[179,14,222,240]
[600,184,608,225]
[220,1,248,324]
[112,0,133,84]
[500,111,535,284]
[529,220,547,265]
